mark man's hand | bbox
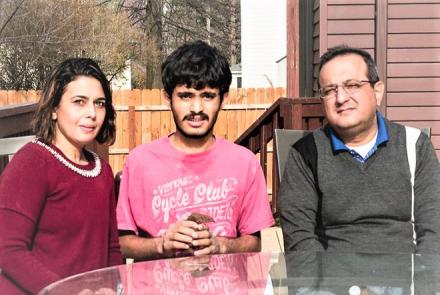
[193,234,261,256]
[162,220,211,255]
[193,236,228,256]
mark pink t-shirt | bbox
[117,136,274,238]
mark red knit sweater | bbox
[0,142,122,294]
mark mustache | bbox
[183,112,209,121]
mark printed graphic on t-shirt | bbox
[151,175,239,236]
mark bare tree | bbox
[116,0,241,89]
[0,0,141,90]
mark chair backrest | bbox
[420,127,431,138]
[114,171,122,203]
[0,135,35,174]
[0,135,35,159]
[274,129,309,179]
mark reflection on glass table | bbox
[39,252,279,295]
[38,251,440,295]
[282,251,440,295]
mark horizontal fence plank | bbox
[0,90,41,105]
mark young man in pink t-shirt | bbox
[116,40,274,261]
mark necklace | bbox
[32,139,102,178]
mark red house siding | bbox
[311,0,440,158]
[386,0,440,159]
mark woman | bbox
[0,58,122,294]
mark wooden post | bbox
[128,105,136,151]
[287,0,300,98]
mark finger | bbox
[192,237,211,248]
[193,229,211,239]
[180,220,205,231]
[167,231,194,244]
[164,239,192,251]
[169,223,204,239]
[193,245,215,256]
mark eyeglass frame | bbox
[318,79,377,101]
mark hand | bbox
[193,236,228,256]
[162,220,209,255]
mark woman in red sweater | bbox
[0,58,122,294]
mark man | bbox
[279,45,440,254]
[116,40,274,260]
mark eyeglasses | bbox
[319,79,375,100]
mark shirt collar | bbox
[329,111,389,152]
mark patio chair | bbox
[0,135,35,174]
[273,129,309,179]
[114,171,122,203]
[420,127,431,137]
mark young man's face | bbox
[168,85,225,140]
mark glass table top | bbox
[38,251,440,295]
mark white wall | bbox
[111,60,132,90]
[241,0,286,88]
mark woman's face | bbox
[52,76,106,149]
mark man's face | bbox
[168,85,224,140]
[319,54,384,135]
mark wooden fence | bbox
[0,87,286,179]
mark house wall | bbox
[312,0,376,92]
[312,0,440,158]
[385,0,440,159]
[241,0,287,88]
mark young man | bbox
[279,45,440,254]
[116,41,274,260]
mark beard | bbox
[171,107,221,140]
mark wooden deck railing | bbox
[234,97,325,215]
[0,102,37,138]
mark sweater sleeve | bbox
[278,147,325,253]
[413,134,440,254]
[0,147,60,293]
